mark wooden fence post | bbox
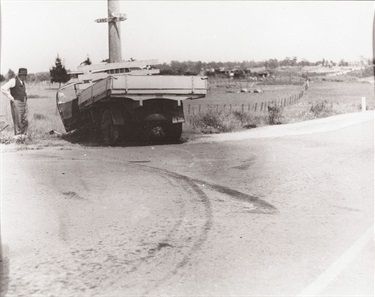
[254,103,258,112]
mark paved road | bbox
[1,112,373,297]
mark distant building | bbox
[247,66,269,78]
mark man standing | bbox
[1,68,28,136]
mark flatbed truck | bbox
[56,63,207,144]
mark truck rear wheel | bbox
[101,109,120,145]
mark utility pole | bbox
[95,0,127,63]
[108,0,122,63]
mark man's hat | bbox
[18,68,28,76]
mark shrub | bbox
[190,110,233,134]
[310,100,333,118]
[188,110,263,134]
[232,111,252,125]
[267,103,283,125]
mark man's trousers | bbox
[10,100,28,135]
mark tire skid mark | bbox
[191,178,278,214]
[156,174,188,242]
[62,191,87,201]
[126,175,189,274]
[69,153,213,293]
[125,174,189,270]
[57,151,277,293]
[136,165,213,295]
[132,164,277,294]
[91,163,212,293]
[144,165,278,215]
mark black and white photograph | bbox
[0,1,374,296]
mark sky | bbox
[0,0,374,74]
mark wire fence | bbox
[185,81,309,116]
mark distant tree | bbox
[265,59,279,69]
[7,69,16,79]
[291,57,298,66]
[280,57,292,67]
[338,59,348,67]
[101,58,109,63]
[298,59,311,67]
[157,63,177,75]
[193,61,203,74]
[171,61,188,75]
[0,74,5,82]
[50,55,70,87]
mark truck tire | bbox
[101,109,120,145]
[166,123,182,142]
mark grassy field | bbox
[0,77,373,144]
[282,80,374,123]
[185,78,374,134]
